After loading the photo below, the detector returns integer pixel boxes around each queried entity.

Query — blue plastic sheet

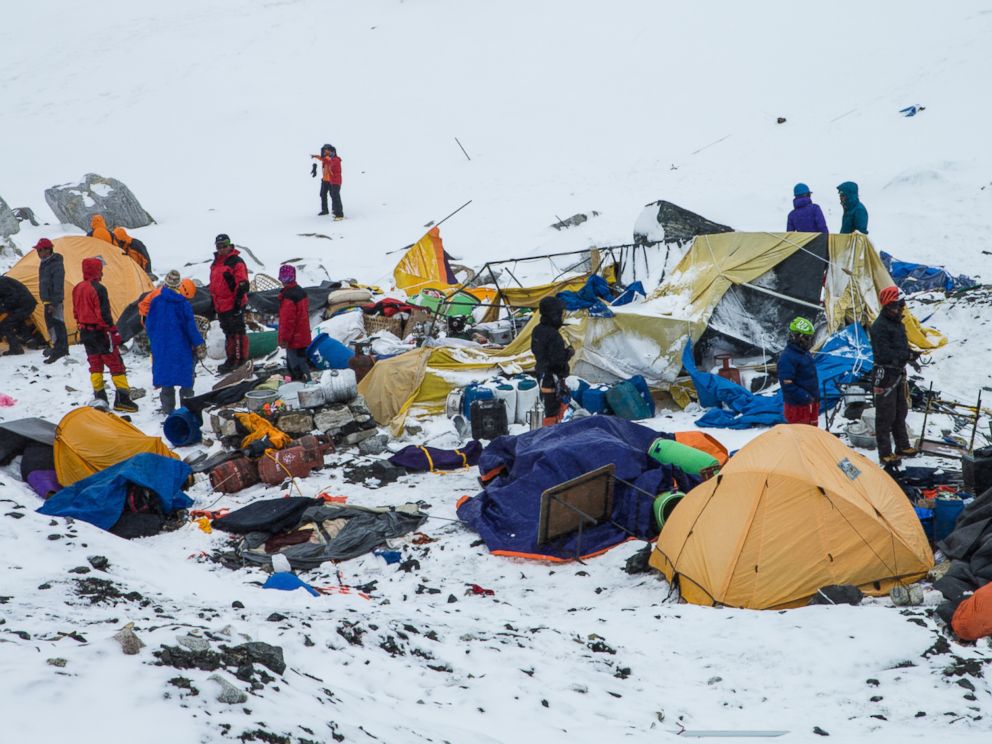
[557,275,614,317]
[880,251,976,294]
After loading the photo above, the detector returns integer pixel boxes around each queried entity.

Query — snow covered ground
[2,1,992,742]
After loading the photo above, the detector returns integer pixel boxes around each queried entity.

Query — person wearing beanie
[786,183,828,233]
[531,295,573,426]
[35,238,69,363]
[311,144,344,220]
[0,275,38,356]
[87,214,115,244]
[72,258,137,412]
[146,268,206,415]
[277,264,312,381]
[869,286,917,463]
[208,233,250,374]
[138,270,182,321]
[112,226,152,273]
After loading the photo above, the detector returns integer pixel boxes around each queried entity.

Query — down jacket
[146,287,204,388]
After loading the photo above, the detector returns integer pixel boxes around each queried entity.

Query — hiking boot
[2,346,24,356]
[896,447,918,457]
[93,389,109,404]
[217,360,236,375]
[333,215,344,221]
[113,388,139,413]
[42,347,54,358]
[879,453,901,464]
[318,210,329,216]
[44,348,68,364]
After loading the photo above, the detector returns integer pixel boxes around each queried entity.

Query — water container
[583,386,611,415]
[307,332,355,370]
[569,378,591,408]
[648,438,719,477]
[514,378,539,424]
[462,384,496,419]
[446,388,464,419]
[913,506,934,541]
[247,330,279,359]
[606,381,653,420]
[653,491,685,529]
[493,383,517,424]
[163,407,202,447]
[319,368,358,403]
[934,496,965,542]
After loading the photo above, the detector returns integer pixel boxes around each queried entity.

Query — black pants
[0,307,33,351]
[320,182,343,218]
[218,309,248,365]
[875,374,910,457]
[540,372,564,420]
[286,347,311,381]
[44,303,68,353]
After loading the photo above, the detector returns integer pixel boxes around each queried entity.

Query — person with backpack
[35,238,69,363]
[837,181,869,234]
[276,264,312,381]
[778,316,820,425]
[112,227,152,273]
[870,286,918,463]
[87,214,115,244]
[208,233,250,374]
[146,270,206,414]
[72,257,138,411]
[311,144,343,220]
[0,275,38,356]
[786,183,828,233]
[531,296,573,426]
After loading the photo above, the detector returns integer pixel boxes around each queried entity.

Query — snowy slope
[2,1,992,743]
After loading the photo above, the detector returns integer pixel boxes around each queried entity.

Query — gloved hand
[109,328,123,348]
[195,344,207,360]
[311,162,318,178]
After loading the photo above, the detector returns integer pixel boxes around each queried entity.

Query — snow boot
[113,388,139,413]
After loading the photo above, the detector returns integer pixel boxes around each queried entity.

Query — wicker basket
[363,314,405,337]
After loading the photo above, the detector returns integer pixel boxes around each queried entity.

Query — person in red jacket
[277,264,312,381]
[208,233,250,374]
[71,257,138,412]
[311,144,343,220]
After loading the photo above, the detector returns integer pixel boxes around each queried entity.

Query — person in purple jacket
[787,183,828,233]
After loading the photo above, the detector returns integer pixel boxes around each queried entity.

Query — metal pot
[298,385,326,409]
[245,389,278,412]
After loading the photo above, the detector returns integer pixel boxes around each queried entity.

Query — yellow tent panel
[393,227,458,295]
[650,425,933,609]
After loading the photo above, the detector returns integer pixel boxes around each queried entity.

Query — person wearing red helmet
[869,285,917,463]
[34,238,69,363]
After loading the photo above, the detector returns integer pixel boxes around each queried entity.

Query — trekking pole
[968,390,983,452]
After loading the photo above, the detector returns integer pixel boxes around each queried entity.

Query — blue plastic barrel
[913,506,934,541]
[583,386,610,414]
[163,407,202,447]
[934,497,964,542]
[571,378,590,408]
[307,332,354,370]
[462,384,496,418]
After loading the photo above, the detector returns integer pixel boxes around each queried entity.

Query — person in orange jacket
[87,215,115,244]
[112,227,152,272]
[311,144,344,220]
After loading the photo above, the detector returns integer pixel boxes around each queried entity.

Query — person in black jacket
[869,286,918,463]
[0,275,38,356]
[35,238,69,363]
[531,296,573,425]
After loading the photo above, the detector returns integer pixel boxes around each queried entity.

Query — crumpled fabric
[235,411,291,450]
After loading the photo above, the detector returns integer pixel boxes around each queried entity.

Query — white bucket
[320,368,358,403]
[445,388,464,419]
[279,381,306,410]
[493,383,517,424]
[514,378,540,425]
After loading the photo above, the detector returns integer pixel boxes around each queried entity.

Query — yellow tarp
[650,425,933,609]
[480,275,590,322]
[54,407,177,487]
[393,227,458,294]
[5,236,154,344]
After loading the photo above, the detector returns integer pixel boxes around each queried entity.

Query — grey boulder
[45,173,154,230]
[0,195,18,237]
[633,200,732,246]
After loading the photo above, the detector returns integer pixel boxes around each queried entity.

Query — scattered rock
[232,600,245,609]
[68,566,90,575]
[229,642,286,676]
[337,621,365,647]
[168,676,199,696]
[587,640,615,655]
[955,678,976,692]
[113,623,145,655]
[813,726,830,736]
[357,433,389,456]
[707,676,723,685]
[46,658,67,668]
[44,173,154,230]
[177,634,211,653]
[208,673,248,704]
[622,545,652,574]
[266,613,287,623]
[75,578,145,605]
[550,211,599,231]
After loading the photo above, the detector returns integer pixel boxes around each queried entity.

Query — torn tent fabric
[809,323,874,406]
[215,499,428,570]
[38,453,192,531]
[456,416,699,561]
[393,227,458,294]
[388,440,482,472]
[556,275,614,317]
[880,251,977,295]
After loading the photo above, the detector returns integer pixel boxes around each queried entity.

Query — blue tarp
[38,453,192,530]
[457,416,699,560]
[684,324,874,429]
[557,275,614,317]
[880,251,977,294]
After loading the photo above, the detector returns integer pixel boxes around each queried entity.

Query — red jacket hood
[82,257,103,281]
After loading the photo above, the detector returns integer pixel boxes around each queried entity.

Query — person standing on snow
[276,264,312,382]
[786,183,828,233]
[112,227,152,273]
[0,275,38,356]
[778,317,820,425]
[869,286,918,463]
[72,257,138,411]
[311,144,343,220]
[146,270,206,415]
[209,234,250,374]
[87,214,116,244]
[837,181,869,234]
[35,238,69,363]
[531,296,573,426]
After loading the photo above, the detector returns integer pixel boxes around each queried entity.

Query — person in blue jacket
[778,316,819,425]
[787,183,828,233]
[145,270,206,415]
[837,181,869,234]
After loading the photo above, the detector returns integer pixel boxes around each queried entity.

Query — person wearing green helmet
[778,316,819,425]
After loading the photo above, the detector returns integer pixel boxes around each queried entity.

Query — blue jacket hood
[837,181,860,205]
[792,195,812,209]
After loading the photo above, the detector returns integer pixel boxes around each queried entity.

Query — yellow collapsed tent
[650,425,933,609]
[5,236,153,344]
[393,227,458,294]
[54,407,176,486]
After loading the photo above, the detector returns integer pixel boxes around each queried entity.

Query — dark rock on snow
[44,173,154,231]
[633,199,733,246]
